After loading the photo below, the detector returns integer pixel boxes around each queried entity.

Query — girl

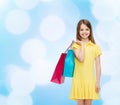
[70,19,102,105]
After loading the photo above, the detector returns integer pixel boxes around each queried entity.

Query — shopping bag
[50,40,74,84]
[50,53,66,84]
[63,49,75,77]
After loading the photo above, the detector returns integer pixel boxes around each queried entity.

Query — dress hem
[70,97,100,100]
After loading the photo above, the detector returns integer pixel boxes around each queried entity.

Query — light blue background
[0,0,120,105]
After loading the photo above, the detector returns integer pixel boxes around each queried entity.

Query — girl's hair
[76,19,96,44]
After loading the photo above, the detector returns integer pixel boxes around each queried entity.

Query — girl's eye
[86,28,89,31]
[80,29,83,31]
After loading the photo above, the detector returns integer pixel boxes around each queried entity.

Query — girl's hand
[76,40,84,45]
[95,82,100,93]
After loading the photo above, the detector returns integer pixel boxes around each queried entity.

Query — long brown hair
[76,19,96,44]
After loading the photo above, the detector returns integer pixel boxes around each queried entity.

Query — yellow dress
[70,41,102,100]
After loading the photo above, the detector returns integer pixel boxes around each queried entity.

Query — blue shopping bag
[63,49,74,77]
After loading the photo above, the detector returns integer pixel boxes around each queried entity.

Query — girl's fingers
[95,86,100,93]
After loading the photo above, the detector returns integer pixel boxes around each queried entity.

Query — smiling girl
[70,19,102,105]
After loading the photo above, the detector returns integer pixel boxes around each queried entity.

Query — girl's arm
[95,56,101,93]
[73,41,85,62]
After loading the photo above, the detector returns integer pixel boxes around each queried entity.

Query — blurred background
[0,0,120,105]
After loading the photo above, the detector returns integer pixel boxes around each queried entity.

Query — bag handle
[64,40,74,53]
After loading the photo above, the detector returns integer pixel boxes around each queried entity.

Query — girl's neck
[81,38,89,43]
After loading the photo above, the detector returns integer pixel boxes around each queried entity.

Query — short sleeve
[71,42,80,50]
[95,44,102,58]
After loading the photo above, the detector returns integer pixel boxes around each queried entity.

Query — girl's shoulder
[90,41,101,48]
[89,41,102,51]
[94,43,101,49]
[90,42,102,56]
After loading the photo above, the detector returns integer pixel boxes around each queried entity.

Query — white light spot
[5,9,31,35]
[7,65,36,94]
[0,0,6,7]
[101,51,119,76]
[101,80,120,103]
[20,38,46,64]
[7,92,32,105]
[40,15,66,41]
[15,0,39,10]
[95,22,110,42]
[30,59,53,85]
[95,21,120,43]
[0,95,7,105]
[91,1,119,21]
[40,0,55,2]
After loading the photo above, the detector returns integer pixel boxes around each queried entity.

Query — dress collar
[85,41,94,46]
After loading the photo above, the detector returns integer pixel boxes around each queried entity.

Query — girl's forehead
[80,23,88,28]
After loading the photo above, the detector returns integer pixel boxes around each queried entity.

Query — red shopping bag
[50,53,66,84]
[50,40,74,84]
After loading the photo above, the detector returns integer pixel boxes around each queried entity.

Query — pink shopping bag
[50,53,66,84]
[50,40,74,84]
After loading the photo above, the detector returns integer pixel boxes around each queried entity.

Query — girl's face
[79,23,90,40]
